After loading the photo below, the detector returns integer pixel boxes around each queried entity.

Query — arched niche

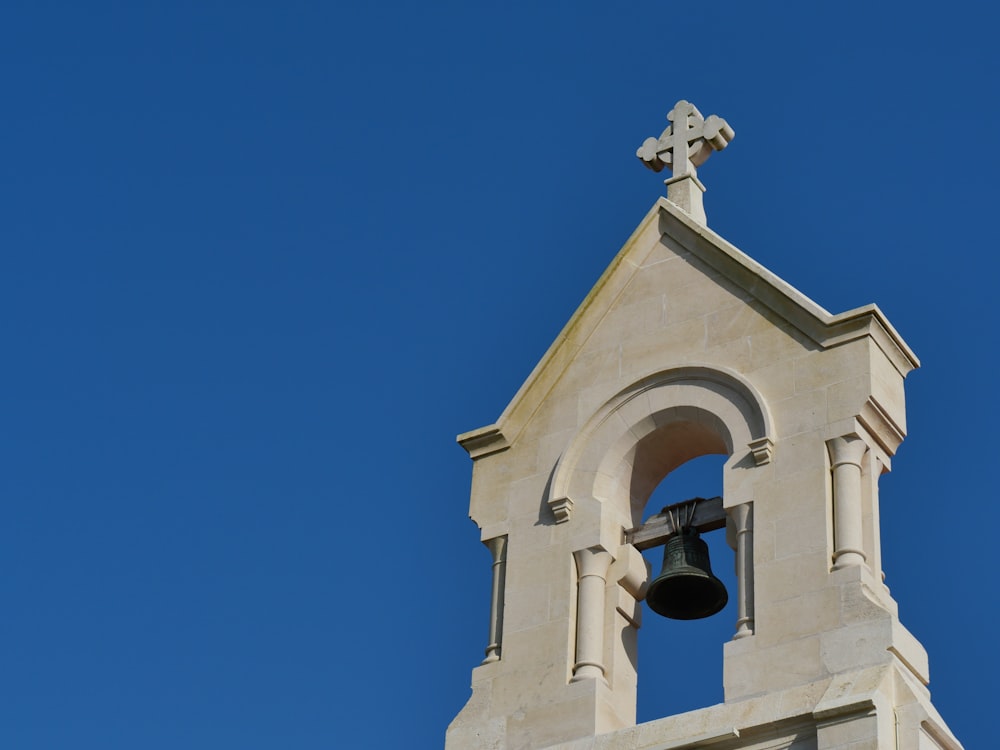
[548,365,773,533]
[555,366,773,709]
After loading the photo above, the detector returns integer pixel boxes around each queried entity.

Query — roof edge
[825,304,920,374]
[459,199,921,455]
[659,202,920,375]
[486,200,665,446]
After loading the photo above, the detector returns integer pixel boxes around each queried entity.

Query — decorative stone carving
[748,436,774,466]
[637,100,734,223]
[549,495,573,524]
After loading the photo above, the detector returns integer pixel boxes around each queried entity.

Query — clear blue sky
[1,2,995,748]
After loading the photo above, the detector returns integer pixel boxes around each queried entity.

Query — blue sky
[1,2,995,748]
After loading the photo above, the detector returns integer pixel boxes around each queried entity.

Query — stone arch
[558,366,773,697]
[548,365,773,532]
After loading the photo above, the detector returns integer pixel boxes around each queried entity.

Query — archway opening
[636,453,735,724]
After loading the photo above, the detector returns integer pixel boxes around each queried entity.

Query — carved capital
[828,435,868,468]
[573,546,614,581]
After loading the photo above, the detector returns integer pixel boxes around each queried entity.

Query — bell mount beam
[625,496,726,551]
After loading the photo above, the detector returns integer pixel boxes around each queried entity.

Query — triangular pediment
[459,198,917,458]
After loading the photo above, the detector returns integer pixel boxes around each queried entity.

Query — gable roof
[459,198,919,459]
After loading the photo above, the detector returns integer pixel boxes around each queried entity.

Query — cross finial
[637,100,734,224]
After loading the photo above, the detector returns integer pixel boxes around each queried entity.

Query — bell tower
[446,101,964,750]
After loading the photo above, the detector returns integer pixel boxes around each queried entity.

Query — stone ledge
[536,665,907,750]
[458,423,510,458]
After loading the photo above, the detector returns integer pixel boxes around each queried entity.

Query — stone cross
[637,100,734,224]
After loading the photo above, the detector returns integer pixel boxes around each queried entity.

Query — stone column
[571,546,613,682]
[482,535,508,664]
[828,436,869,569]
[732,503,754,639]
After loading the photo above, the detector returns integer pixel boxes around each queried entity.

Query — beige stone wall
[446,200,961,750]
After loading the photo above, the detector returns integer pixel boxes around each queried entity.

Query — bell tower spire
[446,102,963,750]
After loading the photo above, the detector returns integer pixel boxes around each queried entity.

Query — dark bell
[645,528,728,620]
